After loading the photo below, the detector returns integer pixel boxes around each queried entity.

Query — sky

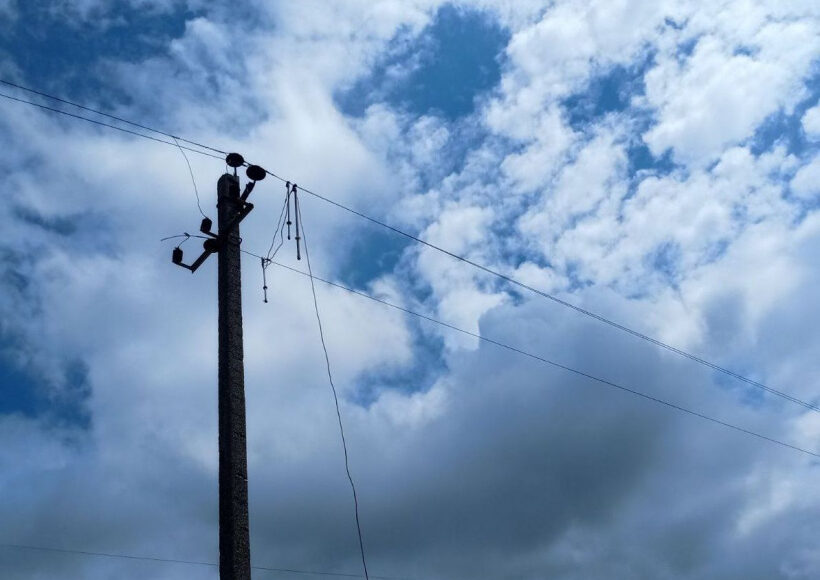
[0,1,819,579]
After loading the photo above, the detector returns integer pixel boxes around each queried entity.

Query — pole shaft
[217,173,251,579]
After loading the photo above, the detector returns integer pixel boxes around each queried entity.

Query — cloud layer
[1,1,819,579]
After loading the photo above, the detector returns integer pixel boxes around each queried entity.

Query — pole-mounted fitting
[171,152,266,273]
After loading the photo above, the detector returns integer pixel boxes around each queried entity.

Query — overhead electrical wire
[0,78,227,155]
[5,79,819,580]
[0,543,409,580]
[0,90,223,160]
[261,174,820,415]
[2,78,815,414]
[296,204,371,580]
[241,248,820,460]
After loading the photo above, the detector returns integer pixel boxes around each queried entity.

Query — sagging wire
[266,182,291,260]
[296,200,370,580]
[261,188,288,303]
[260,182,300,303]
[261,182,292,302]
[171,136,207,219]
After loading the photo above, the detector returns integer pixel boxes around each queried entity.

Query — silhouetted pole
[172,157,264,578]
[217,173,251,579]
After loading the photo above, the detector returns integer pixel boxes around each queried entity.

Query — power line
[259,170,819,415]
[0,78,227,155]
[296,204,371,580]
[0,543,409,579]
[19,77,813,571]
[2,79,813,415]
[0,90,224,160]
[242,249,820,460]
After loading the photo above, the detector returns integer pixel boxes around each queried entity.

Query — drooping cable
[261,183,302,301]
[237,248,820,461]
[295,205,371,580]
[260,184,293,302]
[171,136,207,219]
[266,183,292,260]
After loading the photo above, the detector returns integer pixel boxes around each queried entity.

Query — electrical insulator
[246,165,266,182]
[225,152,245,168]
[172,247,183,264]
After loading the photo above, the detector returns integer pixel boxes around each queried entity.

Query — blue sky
[1,2,820,579]
[337,4,508,120]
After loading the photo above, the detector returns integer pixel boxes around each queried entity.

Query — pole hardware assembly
[171,152,267,273]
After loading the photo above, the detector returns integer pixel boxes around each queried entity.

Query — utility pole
[216,171,251,579]
[172,154,266,579]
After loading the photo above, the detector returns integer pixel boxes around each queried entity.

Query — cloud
[791,156,820,200]
[804,103,820,140]
[643,20,820,166]
[2,2,820,579]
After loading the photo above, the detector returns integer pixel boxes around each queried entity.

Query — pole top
[218,172,240,199]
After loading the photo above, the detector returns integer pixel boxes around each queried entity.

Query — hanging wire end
[261,256,271,303]
[293,184,301,260]
[285,181,293,240]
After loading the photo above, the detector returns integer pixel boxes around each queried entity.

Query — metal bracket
[171,153,263,274]
[172,201,254,273]
[173,238,220,272]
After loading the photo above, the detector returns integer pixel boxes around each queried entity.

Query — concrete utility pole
[217,172,251,579]
[172,154,266,579]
